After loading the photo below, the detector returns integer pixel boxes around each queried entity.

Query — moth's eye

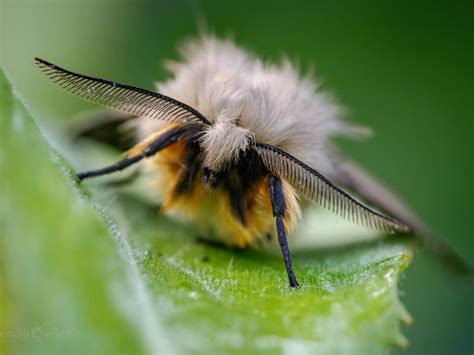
[202,168,219,189]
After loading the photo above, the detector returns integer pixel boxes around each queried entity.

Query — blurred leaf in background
[1,0,473,354]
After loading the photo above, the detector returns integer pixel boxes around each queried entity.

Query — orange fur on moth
[127,123,301,248]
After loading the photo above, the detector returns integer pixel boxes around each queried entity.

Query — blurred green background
[1,0,472,354]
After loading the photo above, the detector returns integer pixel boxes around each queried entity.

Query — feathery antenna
[34,57,211,126]
[256,143,410,234]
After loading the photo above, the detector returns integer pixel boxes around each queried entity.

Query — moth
[34,36,469,288]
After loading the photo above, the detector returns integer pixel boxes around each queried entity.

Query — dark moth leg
[76,125,186,181]
[225,172,247,225]
[268,175,300,288]
[172,142,201,195]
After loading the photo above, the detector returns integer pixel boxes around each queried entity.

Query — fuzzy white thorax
[134,35,368,177]
[200,114,255,171]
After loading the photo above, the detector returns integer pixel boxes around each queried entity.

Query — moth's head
[199,113,255,187]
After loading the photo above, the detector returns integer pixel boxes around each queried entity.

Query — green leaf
[0,68,415,355]
[0,71,160,354]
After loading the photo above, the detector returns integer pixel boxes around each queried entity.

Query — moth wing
[72,109,136,151]
[333,156,472,275]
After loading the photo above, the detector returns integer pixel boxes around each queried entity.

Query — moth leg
[172,142,201,195]
[76,126,184,182]
[268,175,300,288]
